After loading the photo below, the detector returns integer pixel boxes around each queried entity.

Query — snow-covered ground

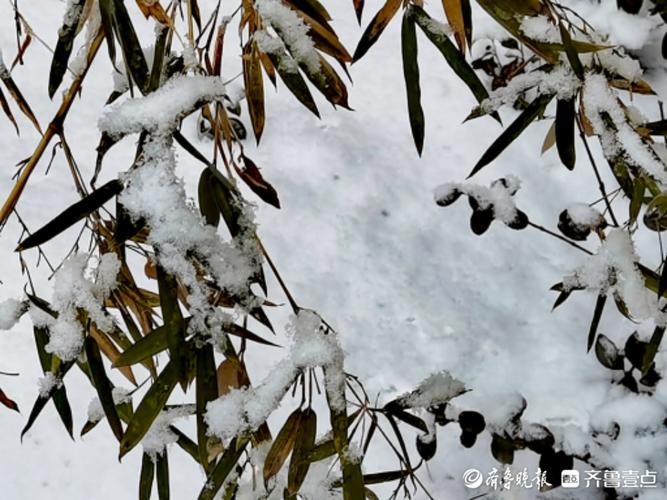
[1,1,667,499]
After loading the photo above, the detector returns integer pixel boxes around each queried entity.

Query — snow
[520,15,560,44]
[0,298,26,330]
[37,371,62,398]
[1,1,667,498]
[434,175,523,225]
[563,229,660,324]
[87,387,132,424]
[397,370,466,409]
[565,203,605,229]
[206,310,347,441]
[44,253,120,361]
[142,405,193,459]
[255,0,320,74]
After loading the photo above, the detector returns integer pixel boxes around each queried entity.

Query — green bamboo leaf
[468,93,554,178]
[84,336,124,442]
[198,438,248,500]
[139,453,155,500]
[288,408,317,494]
[587,294,607,352]
[558,22,584,79]
[113,320,176,367]
[659,256,667,298]
[170,426,201,464]
[156,266,187,386]
[555,98,576,170]
[49,0,85,98]
[196,344,218,470]
[156,452,170,500]
[198,169,221,227]
[411,6,498,122]
[642,325,665,375]
[261,43,320,117]
[119,360,180,459]
[630,177,645,225]
[402,8,424,155]
[17,180,123,251]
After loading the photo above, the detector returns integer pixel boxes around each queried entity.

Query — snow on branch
[582,73,667,187]
[205,310,346,442]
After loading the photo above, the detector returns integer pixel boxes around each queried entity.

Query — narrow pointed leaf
[157,266,187,386]
[0,388,19,412]
[288,408,317,494]
[139,453,155,500]
[353,0,401,61]
[443,0,469,52]
[235,155,280,208]
[49,0,85,98]
[17,180,123,251]
[468,93,554,178]
[243,41,265,142]
[587,294,607,352]
[84,336,124,441]
[119,360,180,459]
[558,22,584,79]
[411,6,496,120]
[402,8,424,155]
[196,344,218,470]
[642,325,665,375]
[264,409,302,484]
[0,87,19,134]
[555,98,576,170]
[198,169,221,227]
[198,438,248,500]
[156,452,170,500]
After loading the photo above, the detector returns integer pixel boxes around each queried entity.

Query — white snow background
[0,0,666,499]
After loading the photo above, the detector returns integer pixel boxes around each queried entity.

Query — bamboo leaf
[84,336,124,441]
[587,294,607,352]
[243,41,265,142]
[0,70,42,134]
[443,0,470,52]
[17,180,123,251]
[156,265,187,386]
[198,169,221,227]
[156,452,170,500]
[288,408,317,494]
[642,325,665,375]
[558,21,584,79]
[352,0,402,62]
[411,6,496,120]
[402,8,424,156]
[49,0,85,98]
[629,176,645,225]
[119,360,180,459]
[196,344,218,471]
[0,87,19,135]
[235,155,281,208]
[113,320,177,367]
[198,438,248,500]
[594,334,624,370]
[468,93,554,178]
[541,120,556,154]
[264,409,302,484]
[555,98,576,170]
[266,41,320,118]
[139,453,155,500]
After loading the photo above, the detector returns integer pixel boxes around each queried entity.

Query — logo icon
[561,470,580,488]
[463,468,483,489]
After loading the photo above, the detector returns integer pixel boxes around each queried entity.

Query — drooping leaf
[443,0,471,52]
[156,265,188,386]
[139,453,155,500]
[629,176,645,225]
[642,326,664,374]
[196,344,218,470]
[587,294,607,352]
[49,0,85,98]
[261,43,319,117]
[17,180,123,251]
[558,22,584,79]
[468,93,554,178]
[288,408,317,494]
[85,336,124,441]
[0,69,42,134]
[624,331,647,371]
[156,451,170,500]
[235,156,281,208]
[352,0,401,62]
[0,86,19,134]
[0,388,19,412]
[401,8,424,155]
[264,409,302,484]
[113,319,182,368]
[555,98,576,170]
[411,6,496,121]
[243,40,265,142]
[119,359,180,459]
[198,438,248,500]
[198,169,221,227]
